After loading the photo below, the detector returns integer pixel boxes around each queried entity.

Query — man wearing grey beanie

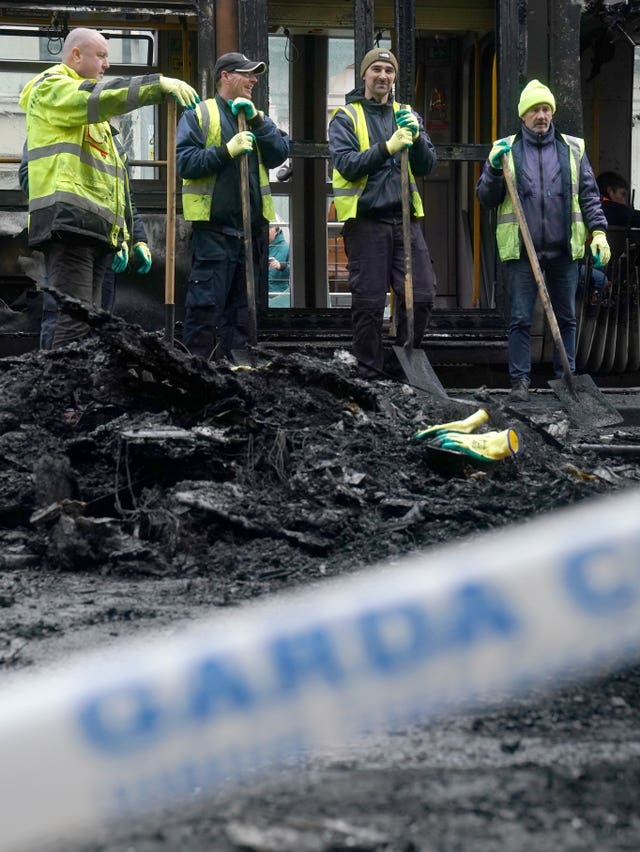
[328,48,437,379]
[476,79,610,402]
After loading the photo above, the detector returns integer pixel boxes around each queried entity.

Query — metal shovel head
[392,343,448,398]
[548,373,624,428]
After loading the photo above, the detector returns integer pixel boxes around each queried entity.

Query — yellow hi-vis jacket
[331,100,424,221]
[181,99,275,223]
[496,133,588,261]
[19,63,166,249]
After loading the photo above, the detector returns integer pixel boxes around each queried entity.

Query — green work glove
[591,230,611,269]
[132,241,152,274]
[159,76,200,109]
[432,428,520,462]
[229,97,258,121]
[488,139,511,170]
[385,127,413,155]
[395,108,419,140]
[226,131,256,158]
[111,241,128,273]
[413,408,490,441]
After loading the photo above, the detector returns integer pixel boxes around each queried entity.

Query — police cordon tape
[3,487,640,850]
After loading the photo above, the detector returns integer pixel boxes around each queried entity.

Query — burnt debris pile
[0,312,633,592]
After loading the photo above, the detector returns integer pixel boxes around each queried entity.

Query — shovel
[501,154,623,428]
[392,146,448,399]
[164,98,177,345]
[230,110,257,366]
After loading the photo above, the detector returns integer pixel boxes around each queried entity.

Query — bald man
[19,28,199,348]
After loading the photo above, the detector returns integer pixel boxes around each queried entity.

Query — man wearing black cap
[176,52,289,360]
[328,47,437,379]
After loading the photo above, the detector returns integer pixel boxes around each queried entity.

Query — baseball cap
[214,52,266,77]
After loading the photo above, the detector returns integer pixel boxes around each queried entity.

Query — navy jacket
[328,87,436,220]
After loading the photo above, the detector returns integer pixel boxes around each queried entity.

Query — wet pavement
[2,313,640,850]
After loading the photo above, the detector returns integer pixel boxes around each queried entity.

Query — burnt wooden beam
[289,141,488,161]
[238,0,269,110]
[196,0,215,99]
[497,0,528,137]
[549,0,583,136]
[354,0,375,88]
[394,0,415,106]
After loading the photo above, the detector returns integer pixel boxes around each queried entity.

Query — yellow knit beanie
[518,79,556,117]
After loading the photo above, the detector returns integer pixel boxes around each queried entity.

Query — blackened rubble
[0,308,635,589]
[4,311,640,852]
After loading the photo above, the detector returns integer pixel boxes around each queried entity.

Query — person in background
[19,26,198,349]
[476,79,610,402]
[596,171,640,228]
[176,52,289,360]
[267,223,290,308]
[328,47,438,380]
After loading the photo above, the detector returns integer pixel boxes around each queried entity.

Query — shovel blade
[548,373,624,428]
[392,344,448,398]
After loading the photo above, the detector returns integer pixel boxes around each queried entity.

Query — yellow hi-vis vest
[182,99,275,223]
[331,101,424,221]
[496,133,587,261]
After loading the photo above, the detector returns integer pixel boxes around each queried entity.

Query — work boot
[508,378,530,403]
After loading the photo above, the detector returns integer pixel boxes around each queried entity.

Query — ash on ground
[2,314,640,852]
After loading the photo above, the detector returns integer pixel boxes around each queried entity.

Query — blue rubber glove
[488,139,512,170]
[132,242,152,274]
[111,241,128,273]
[395,108,419,140]
[229,97,258,121]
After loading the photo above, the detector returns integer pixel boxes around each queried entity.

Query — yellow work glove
[432,428,520,462]
[395,108,419,140]
[229,97,259,121]
[111,241,128,273]
[226,131,256,158]
[488,139,511,170]
[385,127,413,156]
[413,408,490,441]
[159,76,200,110]
[132,242,152,274]
[590,230,611,269]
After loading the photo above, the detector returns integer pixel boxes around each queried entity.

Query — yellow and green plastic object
[413,408,490,441]
[431,428,520,462]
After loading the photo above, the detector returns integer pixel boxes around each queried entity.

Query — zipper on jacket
[537,137,546,255]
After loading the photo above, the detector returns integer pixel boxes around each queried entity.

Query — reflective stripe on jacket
[331,101,424,221]
[182,99,275,223]
[19,63,164,249]
[496,132,587,261]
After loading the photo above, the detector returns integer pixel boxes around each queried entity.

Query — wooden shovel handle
[164,97,177,343]
[501,154,574,381]
[400,144,414,348]
[237,111,258,347]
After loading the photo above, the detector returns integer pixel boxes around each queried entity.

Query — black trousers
[46,239,109,349]
[342,217,437,373]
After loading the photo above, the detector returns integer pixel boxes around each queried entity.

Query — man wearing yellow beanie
[328,48,437,379]
[476,79,610,402]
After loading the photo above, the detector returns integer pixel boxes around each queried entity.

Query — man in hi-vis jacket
[329,48,437,379]
[19,27,198,348]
